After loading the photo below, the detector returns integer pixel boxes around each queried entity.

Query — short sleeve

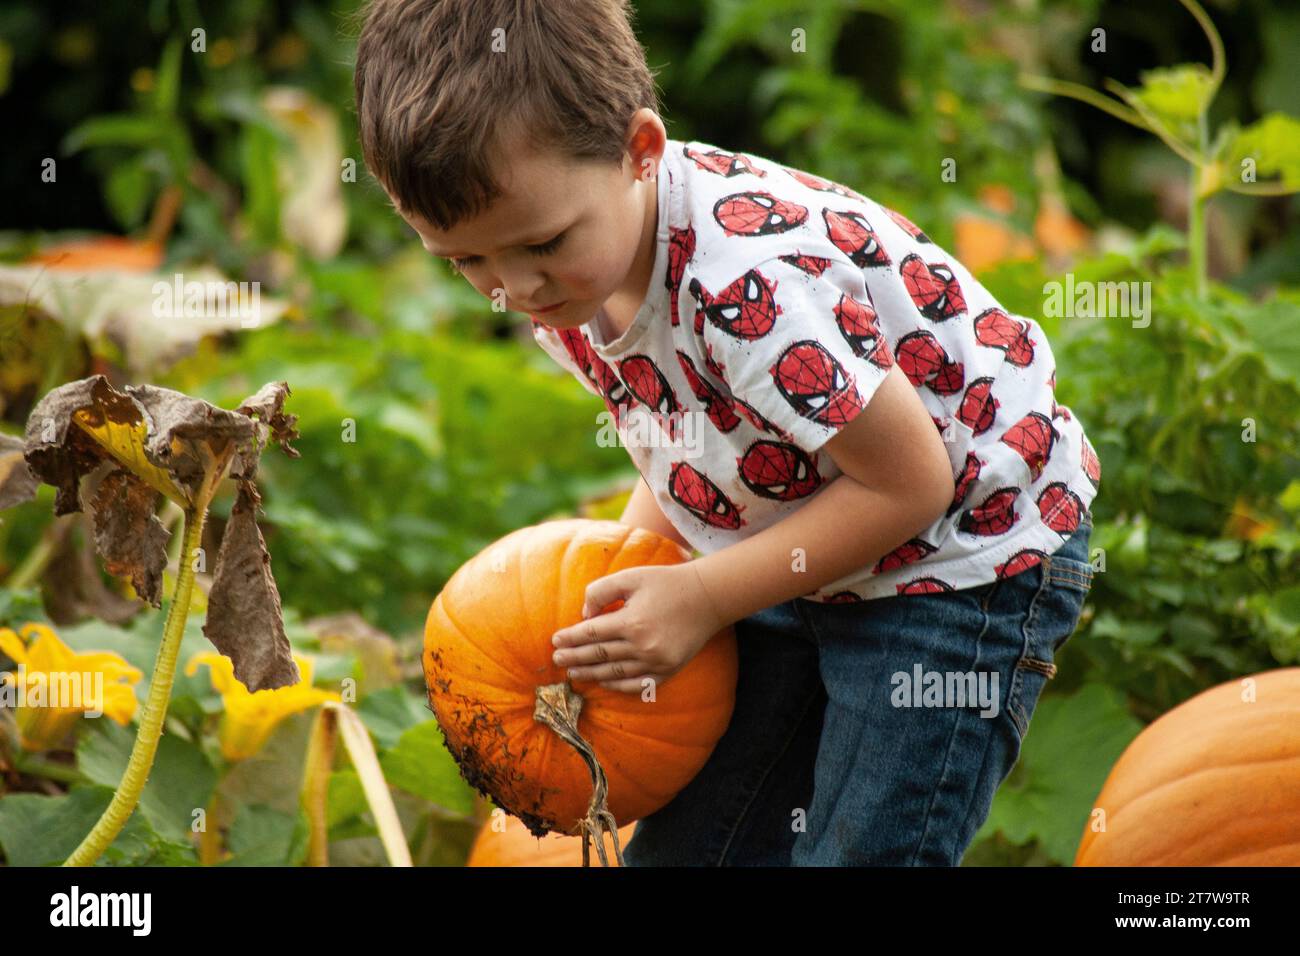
[695,254,894,453]
[530,319,604,399]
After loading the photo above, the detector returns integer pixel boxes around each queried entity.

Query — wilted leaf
[202,481,299,691]
[43,512,143,626]
[22,376,251,519]
[0,432,39,509]
[231,380,301,479]
[88,468,170,608]
[0,264,289,377]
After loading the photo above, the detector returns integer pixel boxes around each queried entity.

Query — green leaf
[379,719,476,815]
[1134,65,1215,120]
[327,769,371,827]
[105,158,154,230]
[221,804,309,866]
[355,686,432,751]
[1223,113,1300,188]
[62,113,174,153]
[0,785,197,866]
[975,684,1143,865]
[154,37,183,116]
[1230,296,1300,387]
[76,719,217,842]
[1131,65,1215,136]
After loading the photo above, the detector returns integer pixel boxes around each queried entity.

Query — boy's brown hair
[354,0,662,231]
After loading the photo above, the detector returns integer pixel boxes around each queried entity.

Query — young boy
[355,0,1100,865]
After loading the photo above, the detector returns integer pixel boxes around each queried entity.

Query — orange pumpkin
[28,236,163,272]
[424,519,737,859]
[467,815,638,867]
[1075,668,1300,866]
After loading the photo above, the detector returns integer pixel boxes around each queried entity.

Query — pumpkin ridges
[1084,761,1300,865]
[1075,668,1300,867]
[1085,698,1300,812]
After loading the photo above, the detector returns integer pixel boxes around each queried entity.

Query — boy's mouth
[528,301,567,315]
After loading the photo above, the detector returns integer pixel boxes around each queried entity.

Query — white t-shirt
[531,138,1100,602]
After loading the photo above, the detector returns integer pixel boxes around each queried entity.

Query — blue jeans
[623,510,1095,866]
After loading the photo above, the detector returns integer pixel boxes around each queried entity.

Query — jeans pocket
[1006,543,1094,740]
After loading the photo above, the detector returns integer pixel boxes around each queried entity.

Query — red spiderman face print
[833,291,894,369]
[689,270,780,340]
[947,451,983,517]
[677,351,741,433]
[669,461,746,529]
[771,340,864,427]
[823,209,891,268]
[618,354,683,440]
[900,253,966,321]
[896,578,955,594]
[1000,412,1057,482]
[996,549,1047,578]
[973,308,1036,367]
[684,145,767,178]
[959,487,1021,536]
[666,225,696,326]
[895,330,965,395]
[881,206,932,243]
[782,167,866,203]
[780,252,834,277]
[714,191,809,236]
[737,439,824,501]
[873,538,938,574]
[1037,482,1084,534]
[957,377,1000,435]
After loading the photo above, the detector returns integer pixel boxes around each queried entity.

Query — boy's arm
[619,475,694,551]
[689,365,956,627]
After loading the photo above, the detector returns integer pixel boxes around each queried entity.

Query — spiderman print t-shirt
[531,139,1100,602]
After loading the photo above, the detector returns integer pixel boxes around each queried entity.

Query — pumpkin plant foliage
[0,375,301,865]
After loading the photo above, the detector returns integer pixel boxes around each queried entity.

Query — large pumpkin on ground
[467,815,638,867]
[1075,667,1300,866]
[424,519,738,848]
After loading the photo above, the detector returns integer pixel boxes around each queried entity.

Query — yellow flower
[0,623,142,752]
[185,651,340,761]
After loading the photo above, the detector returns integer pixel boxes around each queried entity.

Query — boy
[355,0,1100,865]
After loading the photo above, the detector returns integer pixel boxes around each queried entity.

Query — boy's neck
[598,171,660,339]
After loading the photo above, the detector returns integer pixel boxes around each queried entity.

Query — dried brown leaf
[89,468,170,609]
[22,377,112,515]
[202,481,299,691]
[232,381,300,479]
[0,432,40,510]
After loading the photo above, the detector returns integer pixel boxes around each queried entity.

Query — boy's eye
[447,233,565,273]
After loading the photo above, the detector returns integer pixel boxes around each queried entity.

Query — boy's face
[391,111,665,329]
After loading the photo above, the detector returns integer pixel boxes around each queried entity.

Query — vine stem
[63,506,206,867]
[533,682,626,867]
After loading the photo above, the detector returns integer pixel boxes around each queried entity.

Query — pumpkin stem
[533,682,626,867]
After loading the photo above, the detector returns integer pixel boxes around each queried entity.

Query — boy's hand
[550,562,728,695]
